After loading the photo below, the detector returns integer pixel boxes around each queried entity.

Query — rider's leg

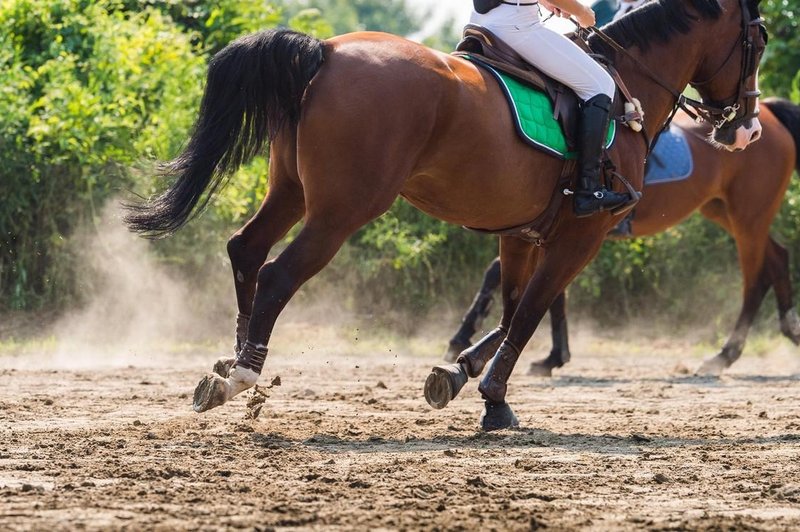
[485,21,630,215]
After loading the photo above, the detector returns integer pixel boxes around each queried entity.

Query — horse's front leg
[444,256,501,362]
[528,291,572,377]
[425,238,537,409]
[479,226,605,431]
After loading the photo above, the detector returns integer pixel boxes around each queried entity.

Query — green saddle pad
[473,59,616,159]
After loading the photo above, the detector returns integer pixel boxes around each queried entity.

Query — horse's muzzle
[714,118,762,151]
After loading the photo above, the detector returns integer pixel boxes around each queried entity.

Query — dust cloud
[44,204,228,369]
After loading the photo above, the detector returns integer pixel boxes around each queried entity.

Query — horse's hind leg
[194,169,397,412]
[766,237,800,344]
[213,141,305,376]
[444,256,501,362]
[696,201,772,375]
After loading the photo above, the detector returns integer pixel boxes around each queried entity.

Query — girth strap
[464,159,577,246]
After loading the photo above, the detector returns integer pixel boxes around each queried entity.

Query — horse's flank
[303,32,562,231]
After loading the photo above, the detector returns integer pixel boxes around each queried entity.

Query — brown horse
[445,97,800,378]
[125,0,766,430]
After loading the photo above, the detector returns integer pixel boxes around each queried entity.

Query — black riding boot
[573,94,631,217]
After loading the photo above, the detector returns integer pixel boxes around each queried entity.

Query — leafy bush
[0,0,204,309]
[759,0,800,98]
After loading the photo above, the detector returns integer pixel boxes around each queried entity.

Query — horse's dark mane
[590,0,724,54]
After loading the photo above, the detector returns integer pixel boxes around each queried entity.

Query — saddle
[454,25,641,246]
[454,24,583,149]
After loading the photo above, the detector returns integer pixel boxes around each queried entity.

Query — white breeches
[470,5,615,101]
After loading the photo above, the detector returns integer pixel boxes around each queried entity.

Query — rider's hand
[575,6,596,27]
[541,0,565,16]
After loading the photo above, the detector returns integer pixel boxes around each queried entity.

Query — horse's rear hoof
[527,361,553,377]
[695,355,729,377]
[193,373,230,413]
[479,400,519,432]
[212,357,235,378]
[443,339,469,363]
[424,363,468,409]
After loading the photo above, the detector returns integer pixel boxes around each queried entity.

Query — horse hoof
[424,363,468,409]
[479,400,519,432]
[695,355,729,377]
[212,357,235,377]
[527,361,553,377]
[192,373,231,413]
[780,310,800,345]
[443,340,470,363]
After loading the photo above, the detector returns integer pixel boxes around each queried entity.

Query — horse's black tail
[124,29,325,238]
[763,97,800,175]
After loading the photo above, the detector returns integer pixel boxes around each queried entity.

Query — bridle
[686,0,767,129]
[586,0,767,140]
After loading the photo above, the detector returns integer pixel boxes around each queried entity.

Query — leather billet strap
[464,159,576,246]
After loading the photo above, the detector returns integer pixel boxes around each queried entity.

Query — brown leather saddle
[453,25,640,245]
[454,24,588,150]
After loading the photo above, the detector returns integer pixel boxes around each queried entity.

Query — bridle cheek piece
[686,0,767,131]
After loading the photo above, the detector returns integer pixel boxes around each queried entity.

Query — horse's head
[689,0,767,151]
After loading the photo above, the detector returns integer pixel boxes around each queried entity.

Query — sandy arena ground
[2,323,800,530]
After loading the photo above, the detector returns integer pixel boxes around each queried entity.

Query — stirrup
[573,188,631,218]
[610,190,642,216]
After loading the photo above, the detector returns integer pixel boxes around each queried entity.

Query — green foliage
[282,0,425,36]
[116,0,283,53]
[759,0,800,97]
[793,69,800,102]
[422,17,462,52]
[339,200,497,313]
[0,0,204,309]
[4,0,800,338]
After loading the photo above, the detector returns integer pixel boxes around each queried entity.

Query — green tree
[759,0,800,97]
[115,0,283,53]
[0,0,204,309]
[423,16,462,52]
[282,0,426,36]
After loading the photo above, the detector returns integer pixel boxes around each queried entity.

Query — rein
[580,0,764,145]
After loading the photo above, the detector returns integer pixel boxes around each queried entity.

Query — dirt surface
[3,325,800,531]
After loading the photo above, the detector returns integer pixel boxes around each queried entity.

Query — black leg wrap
[457,326,507,378]
[235,313,250,355]
[478,340,520,403]
[235,341,268,374]
[479,400,519,432]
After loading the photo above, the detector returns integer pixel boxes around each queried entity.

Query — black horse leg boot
[573,94,630,217]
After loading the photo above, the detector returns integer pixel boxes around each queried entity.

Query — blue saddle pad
[644,125,693,184]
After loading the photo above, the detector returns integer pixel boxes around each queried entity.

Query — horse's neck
[617,33,703,140]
